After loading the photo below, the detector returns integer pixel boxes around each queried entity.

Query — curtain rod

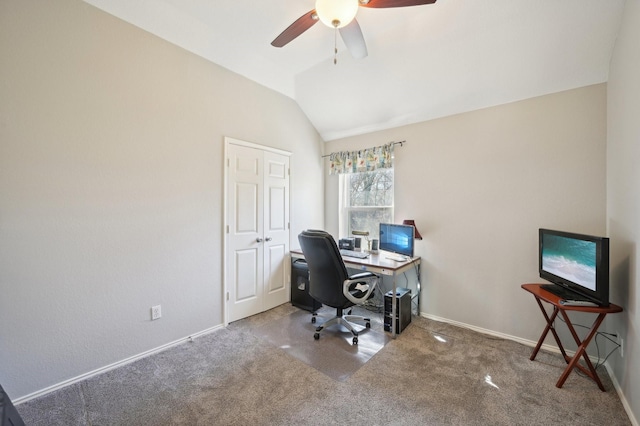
[321,140,406,158]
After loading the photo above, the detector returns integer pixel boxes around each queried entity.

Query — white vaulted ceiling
[83,0,625,141]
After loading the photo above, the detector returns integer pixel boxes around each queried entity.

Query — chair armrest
[349,271,377,280]
[343,272,378,305]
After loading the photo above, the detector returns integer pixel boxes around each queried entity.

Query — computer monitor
[379,223,415,258]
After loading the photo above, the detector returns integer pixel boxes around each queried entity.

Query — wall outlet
[617,332,624,358]
[620,337,624,358]
[151,305,162,320]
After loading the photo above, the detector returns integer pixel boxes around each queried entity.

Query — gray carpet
[253,308,390,381]
[16,303,632,425]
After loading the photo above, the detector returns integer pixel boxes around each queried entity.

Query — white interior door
[226,139,290,323]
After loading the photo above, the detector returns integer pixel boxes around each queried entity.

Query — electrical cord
[553,315,621,373]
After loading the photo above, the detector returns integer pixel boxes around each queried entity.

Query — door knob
[256,237,263,243]
[265,237,273,242]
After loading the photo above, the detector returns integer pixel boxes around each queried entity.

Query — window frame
[339,168,394,240]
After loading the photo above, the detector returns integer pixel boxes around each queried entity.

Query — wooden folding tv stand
[521,283,623,391]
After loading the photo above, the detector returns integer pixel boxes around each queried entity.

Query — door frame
[223,136,292,326]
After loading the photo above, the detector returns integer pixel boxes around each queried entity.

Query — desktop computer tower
[291,259,322,312]
[384,288,411,334]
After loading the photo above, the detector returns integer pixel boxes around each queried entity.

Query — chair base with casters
[312,307,372,345]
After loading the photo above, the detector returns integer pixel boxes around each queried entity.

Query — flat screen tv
[379,223,415,258]
[539,228,610,306]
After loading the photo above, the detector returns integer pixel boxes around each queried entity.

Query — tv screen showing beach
[542,234,597,291]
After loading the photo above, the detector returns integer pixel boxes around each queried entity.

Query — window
[340,168,393,240]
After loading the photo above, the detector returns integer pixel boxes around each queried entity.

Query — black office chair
[298,230,378,345]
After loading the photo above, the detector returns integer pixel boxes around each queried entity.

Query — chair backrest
[297,230,352,309]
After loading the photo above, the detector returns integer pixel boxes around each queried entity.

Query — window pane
[348,169,393,207]
[348,208,393,240]
[340,168,393,240]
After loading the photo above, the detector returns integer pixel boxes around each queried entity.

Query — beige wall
[325,84,607,342]
[0,0,324,399]
[607,0,640,422]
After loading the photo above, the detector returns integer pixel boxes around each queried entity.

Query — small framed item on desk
[338,238,355,250]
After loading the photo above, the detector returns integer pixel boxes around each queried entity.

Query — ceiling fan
[271,0,437,62]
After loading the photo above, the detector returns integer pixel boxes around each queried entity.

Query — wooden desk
[521,283,623,391]
[291,249,421,338]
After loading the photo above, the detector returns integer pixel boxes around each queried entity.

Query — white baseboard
[420,312,563,355]
[420,312,637,426]
[604,362,639,426]
[14,324,224,405]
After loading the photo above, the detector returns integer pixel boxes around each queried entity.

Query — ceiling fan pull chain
[334,27,338,65]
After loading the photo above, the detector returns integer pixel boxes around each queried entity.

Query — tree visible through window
[341,168,393,241]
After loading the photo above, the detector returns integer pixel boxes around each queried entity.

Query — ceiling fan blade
[271,10,319,47]
[360,0,437,8]
[339,19,368,59]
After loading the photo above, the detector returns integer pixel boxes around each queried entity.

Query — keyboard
[385,254,408,262]
[340,249,369,259]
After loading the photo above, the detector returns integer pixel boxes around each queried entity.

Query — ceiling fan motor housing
[315,0,359,28]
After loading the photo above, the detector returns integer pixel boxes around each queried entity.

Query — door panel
[266,244,287,294]
[269,186,286,230]
[235,183,259,233]
[267,159,286,179]
[235,249,258,301]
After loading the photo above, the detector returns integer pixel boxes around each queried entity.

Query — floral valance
[329,142,394,175]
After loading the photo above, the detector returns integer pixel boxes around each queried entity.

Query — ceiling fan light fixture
[315,0,359,28]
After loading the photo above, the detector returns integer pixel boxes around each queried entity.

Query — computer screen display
[379,223,414,258]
